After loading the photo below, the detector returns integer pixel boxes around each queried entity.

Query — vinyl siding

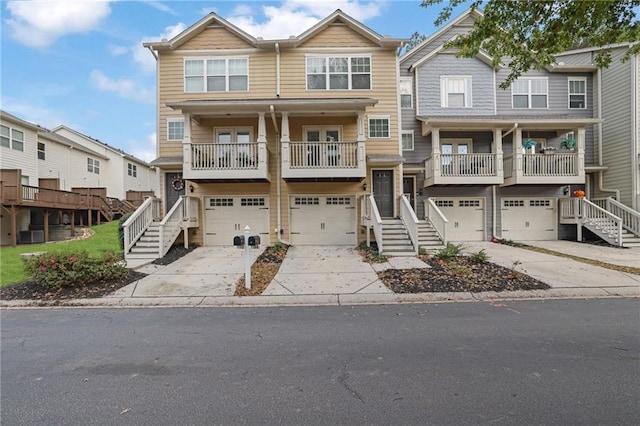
[178,27,254,50]
[416,53,495,115]
[600,48,633,206]
[400,23,474,67]
[298,25,380,48]
[0,119,39,186]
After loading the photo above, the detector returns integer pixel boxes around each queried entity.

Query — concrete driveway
[264,246,392,295]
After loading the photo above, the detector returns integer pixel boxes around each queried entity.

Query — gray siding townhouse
[398,8,640,247]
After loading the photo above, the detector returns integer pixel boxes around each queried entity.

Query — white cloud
[200,6,217,15]
[129,132,157,162]
[140,0,177,15]
[108,44,129,56]
[0,96,80,130]
[89,70,154,104]
[133,23,187,72]
[5,0,112,48]
[227,0,384,39]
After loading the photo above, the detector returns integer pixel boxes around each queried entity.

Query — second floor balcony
[503,152,584,185]
[282,140,366,180]
[182,142,270,181]
[424,153,503,185]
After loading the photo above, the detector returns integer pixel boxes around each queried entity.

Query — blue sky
[1,0,465,162]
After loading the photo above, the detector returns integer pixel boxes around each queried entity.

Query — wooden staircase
[126,221,161,260]
[417,221,445,251]
[380,218,415,256]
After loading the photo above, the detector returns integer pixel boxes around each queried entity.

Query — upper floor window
[1,125,24,151]
[368,116,390,138]
[167,118,184,141]
[21,175,29,186]
[87,158,100,174]
[512,78,548,109]
[306,56,371,90]
[568,77,587,109]
[400,78,413,108]
[441,76,472,108]
[401,131,414,151]
[128,163,137,177]
[184,57,248,93]
[37,142,45,160]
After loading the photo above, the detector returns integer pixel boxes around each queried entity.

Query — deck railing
[122,197,161,254]
[191,143,261,170]
[594,197,640,237]
[521,153,578,176]
[288,141,359,169]
[439,153,497,177]
[425,198,448,243]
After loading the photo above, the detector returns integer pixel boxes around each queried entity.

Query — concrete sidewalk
[1,242,638,308]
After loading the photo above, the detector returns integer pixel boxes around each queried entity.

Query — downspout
[596,67,621,200]
[275,43,281,97]
[503,122,518,137]
[631,51,638,210]
[492,185,498,239]
[270,105,291,245]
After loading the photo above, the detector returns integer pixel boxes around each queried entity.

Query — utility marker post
[244,225,251,289]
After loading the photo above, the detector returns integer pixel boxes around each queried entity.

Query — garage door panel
[290,195,356,245]
[501,198,557,241]
[205,197,269,246]
[435,198,485,241]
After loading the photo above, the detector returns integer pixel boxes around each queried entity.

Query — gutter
[270,105,291,246]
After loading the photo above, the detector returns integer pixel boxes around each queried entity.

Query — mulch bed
[235,244,289,296]
[379,256,550,293]
[1,244,199,302]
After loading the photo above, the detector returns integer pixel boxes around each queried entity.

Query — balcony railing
[282,141,366,179]
[424,153,502,186]
[503,152,584,185]
[183,142,270,181]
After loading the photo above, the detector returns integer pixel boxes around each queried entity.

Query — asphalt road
[2,299,639,425]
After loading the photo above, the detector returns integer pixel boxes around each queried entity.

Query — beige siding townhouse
[135,10,405,258]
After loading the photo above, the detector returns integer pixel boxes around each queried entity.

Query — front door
[402,176,415,209]
[373,170,394,217]
[165,172,185,213]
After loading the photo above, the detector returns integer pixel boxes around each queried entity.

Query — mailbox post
[243,225,251,289]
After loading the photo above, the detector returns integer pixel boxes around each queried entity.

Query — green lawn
[0,221,122,287]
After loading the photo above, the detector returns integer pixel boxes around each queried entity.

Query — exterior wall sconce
[189,184,194,193]
[362,183,367,191]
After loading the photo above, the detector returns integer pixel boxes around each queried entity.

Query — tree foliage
[404,31,428,54]
[420,0,640,87]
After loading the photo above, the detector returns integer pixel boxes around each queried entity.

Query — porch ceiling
[166,97,378,118]
[418,115,601,135]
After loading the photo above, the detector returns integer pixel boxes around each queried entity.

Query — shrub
[469,249,490,264]
[434,243,466,261]
[25,251,127,288]
[118,211,134,250]
[418,246,428,255]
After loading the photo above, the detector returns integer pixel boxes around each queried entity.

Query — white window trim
[87,158,100,174]
[37,142,45,160]
[183,56,249,93]
[441,138,473,154]
[305,54,372,91]
[400,78,413,109]
[401,131,414,151]
[302,125,344,142]
[128,163,137,177]
[568,76,587,109]
[511,77,549,109]
[367,115,391,139]
[167,117,185,141]
[440,76,472,108]
[214,127,254,143]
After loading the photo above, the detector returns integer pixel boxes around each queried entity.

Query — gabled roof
[407,36,500,71]
[38,129,109,159]
[0,110,40,131]
[143,12,257,51]
[52,125,152,166]
[400,7,484,63]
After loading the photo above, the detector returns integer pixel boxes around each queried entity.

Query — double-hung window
[87,158,100,174]
[128,163,137,177]
[512,78,548,108]
[184,57,248,92]
[400,78,413,108]
[0,125,10,148]
[1,125,24,151]
[38,142,45,160]
[167,118,184,141]
[441,76,472,108]
[568,77,587,109]
[368,116,390,138]
[306,55,371,90]
[401,131,414,151]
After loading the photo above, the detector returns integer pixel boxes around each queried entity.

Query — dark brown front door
[373,170,394,217]
[165,172,185,213]
[403,176,415,209]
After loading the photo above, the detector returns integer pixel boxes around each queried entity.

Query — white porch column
[182,113,192,171]
[576,127,586,179]
[514,128,523,177]
[432,128,441,181]
[281,112,290,172]
[257,112,267,143]
[280,112,290,142]
[357,112,366,142]
[494,128,503,177]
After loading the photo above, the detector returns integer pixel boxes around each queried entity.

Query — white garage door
[434,198,485,241]
[501,197,557,241]
[204,196,269,246]
[290,195,356,245]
